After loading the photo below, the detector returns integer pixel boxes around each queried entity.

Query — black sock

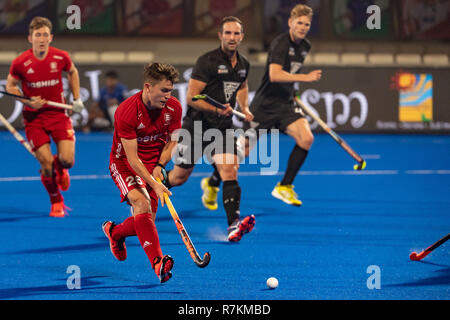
[280,145,309,186]
[222,180,241,226]
[208,164,222,187]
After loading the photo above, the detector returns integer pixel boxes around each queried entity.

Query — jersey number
[126,176,143,187]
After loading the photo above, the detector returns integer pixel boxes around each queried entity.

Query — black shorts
[244,104,305,133]
[174,117,238,169]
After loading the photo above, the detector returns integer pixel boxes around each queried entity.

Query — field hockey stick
[294,94,366,171]
[410,233,449,261]
[0,112,36,158]
[0,90,75,112]
[192,94,259,129]
[156,178,211,268]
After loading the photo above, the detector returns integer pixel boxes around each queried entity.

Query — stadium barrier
[0,64,449,134]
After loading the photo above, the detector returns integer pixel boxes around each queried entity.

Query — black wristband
[156,163,165,169]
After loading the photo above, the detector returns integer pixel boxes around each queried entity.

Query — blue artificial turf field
[0,131,448,300]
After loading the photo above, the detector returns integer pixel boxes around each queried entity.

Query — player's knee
[57,154,74,169]
[169,169,190,186]
[219,165,238,180]
[172,175,189,186]
[130,197,151,215]
[295,132,314,150]
[303,133,314,149]
[60,160,74,169]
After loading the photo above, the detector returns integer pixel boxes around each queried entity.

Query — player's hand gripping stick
[192,94,259,129]
[0,90,83,113]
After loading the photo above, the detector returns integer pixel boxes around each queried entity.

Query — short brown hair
[29,17,52,35]
[290,4,313,20]
[219,16,243,33]
[143,62,179,85]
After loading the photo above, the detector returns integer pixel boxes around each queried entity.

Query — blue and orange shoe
[54,155,70,192]
[102,221,127,261]
[153,255,174,283]
[227,214,256,242]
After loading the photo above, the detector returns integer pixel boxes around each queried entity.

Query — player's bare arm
[152,135,178,182]
[236,80,254,122]
[269,63,322,83]
[159,138,178,166]
[67,63,84,112]
[121,137,172,206]
[6,74,47,109]
[187,78,233,117]
[67,63,80,100]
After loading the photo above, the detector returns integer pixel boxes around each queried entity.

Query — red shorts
[23,111,75,152]
[109,159,158,213]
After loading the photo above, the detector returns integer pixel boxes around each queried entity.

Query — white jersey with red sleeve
[9,46,72,113]
[111,91,182,168]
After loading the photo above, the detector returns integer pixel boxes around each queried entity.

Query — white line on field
[361,154,381,159]
[1,169,449,182]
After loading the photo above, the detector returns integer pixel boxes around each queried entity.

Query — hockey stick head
[409,252,419,261]
[192,94,207,102]
[195,252,211,268]
[410,251,429,261]
[192,94,225,109]
[353,160,367,171]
